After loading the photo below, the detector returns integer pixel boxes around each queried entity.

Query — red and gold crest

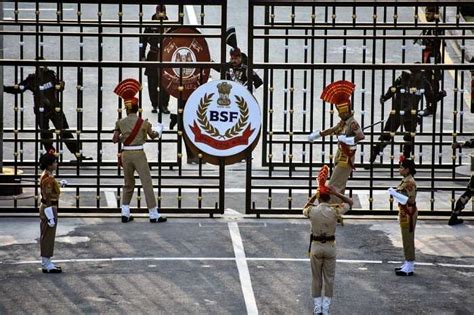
[161,27,211,100]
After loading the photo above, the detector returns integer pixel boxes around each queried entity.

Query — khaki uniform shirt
[303,202,350,237]
[40,170,60,206]
[397,174,417,204]
[114,113,154,145]
[329,115,363,167]
[397,174,417,227]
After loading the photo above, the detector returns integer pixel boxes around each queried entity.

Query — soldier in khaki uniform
[39,149,67,273]
[303,165,353,315]
[309,81,365,203]
[303,165,352,314]
[113,79,167,224]
[389,157,417,276]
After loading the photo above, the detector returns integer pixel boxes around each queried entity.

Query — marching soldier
[39,149,67,273]
[4,57,92,160]
[112,78,167,224]
[303,165,353,315]
[388,157,418,276]
[308,80,365,203]
[449,139,474,225]
[140,4,170,114]
[370,69,437,163]
[416,5,445,117]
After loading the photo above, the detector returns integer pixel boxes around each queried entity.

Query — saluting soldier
[308,80,365,203]
[140,4,170,114]
[113,78,167,224]
[449,139,474,225]
[38,149,67,273]
[303,165,353,315]
[4,57,92,160]
[389,157,418,276]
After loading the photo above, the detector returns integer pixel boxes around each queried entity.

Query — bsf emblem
[183,80,262,165]
[161,27,211,100]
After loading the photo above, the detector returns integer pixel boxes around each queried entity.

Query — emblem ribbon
[190,121,254,150]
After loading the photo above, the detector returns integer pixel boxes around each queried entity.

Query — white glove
[337,135,355,145]
[308,130,321,143]
[44,206,56,227]
[388,187,409,205]
[59,179,68,188]
[153,123,164,138]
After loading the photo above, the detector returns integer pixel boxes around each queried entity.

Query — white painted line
[248,258,308,262]
[228,222,258,315]
[337,259,383,264]
[437,263,474,268]
[414,262,435,266]
[3,257,474,270]
[185,5,198,25]
[387,260,403,264]
[104,191,116,208]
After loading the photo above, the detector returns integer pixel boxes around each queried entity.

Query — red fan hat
[114,78,141,108]
[320,80,355,114]
[317,165,330,197]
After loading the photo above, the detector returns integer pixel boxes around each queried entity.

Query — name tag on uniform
[39,82,53,91]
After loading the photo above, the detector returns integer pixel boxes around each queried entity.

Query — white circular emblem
[171,47,196,78]
[183,80,261,162]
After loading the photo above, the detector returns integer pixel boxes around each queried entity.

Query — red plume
[320,80,355,105]
[317,165,330,195]
[114,78,141,101]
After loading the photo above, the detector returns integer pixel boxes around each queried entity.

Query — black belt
[312,234,335,243]
[308,233,335,255]
[41,199,58,206]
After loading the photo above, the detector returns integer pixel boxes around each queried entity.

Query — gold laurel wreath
[196,93,249,139]
[197,93,220,137]
[224,95,249,139]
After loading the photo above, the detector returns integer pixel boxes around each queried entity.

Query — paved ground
[0,217,473,314]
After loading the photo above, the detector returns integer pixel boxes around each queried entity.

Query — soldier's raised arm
[4,74,35,94]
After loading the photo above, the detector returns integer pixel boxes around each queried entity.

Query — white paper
[388,187,409,205]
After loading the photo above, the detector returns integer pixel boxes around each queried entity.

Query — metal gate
[0,0,227,215]
[245,0,474,215]
[0,1,473,216]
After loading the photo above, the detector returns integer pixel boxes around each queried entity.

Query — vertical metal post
[0,1,3,173]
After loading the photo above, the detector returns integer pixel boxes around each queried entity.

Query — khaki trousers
[328,149,355,203]
[39,204,58,257]
[122,150,156,209]
[311,241,336,297]
[400,211,418,261]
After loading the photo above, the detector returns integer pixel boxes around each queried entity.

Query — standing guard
[416,5,445,117]
[308,80,365,203]
[38,149,67,273]
[140,5,170,114]
[113,78,167,224]
[4,57,92,160]
[303,165,353,315]
[224,26,262,90]
[370,69,436,163]
[449,139,474,225]
[388,156,418,276]
[225,47,263,90]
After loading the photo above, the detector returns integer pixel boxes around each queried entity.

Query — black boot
[170,114,178,130]
[448,214,463,226]
[370,145,380,163]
